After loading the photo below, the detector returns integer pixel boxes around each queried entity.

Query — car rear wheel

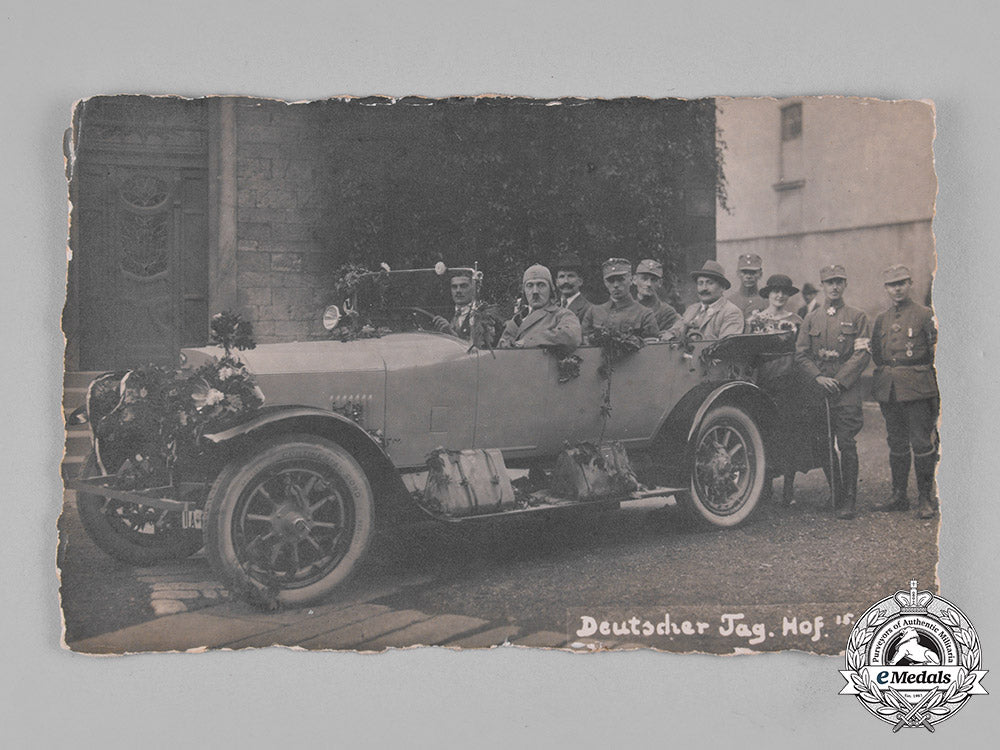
[680,405,766,528]
[76,452,204,565]
[204,435,374,608]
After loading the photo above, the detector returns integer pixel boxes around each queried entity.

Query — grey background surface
[2,1,996,745]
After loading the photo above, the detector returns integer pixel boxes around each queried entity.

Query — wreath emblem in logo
[840,580,988,731]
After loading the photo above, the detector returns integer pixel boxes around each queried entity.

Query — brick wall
[234,97,718,342]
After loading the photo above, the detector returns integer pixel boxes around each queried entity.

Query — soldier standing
[581,258,659,343]
[795,264,871,519]
[633,259,679,331]
[870,265,939,518]
[727,253,769,318]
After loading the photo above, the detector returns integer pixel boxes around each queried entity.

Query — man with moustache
[727,253,769,318]
[661,260,744,341]
[795,264,871,520]
[553,253,592,322]
[581,258,659,343]
[497,264,582,350]
[870,264,939,518]
[633,259,679,331]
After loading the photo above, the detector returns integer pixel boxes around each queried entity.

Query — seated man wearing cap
[662,260,745,342]
[727,253,769,318]
[634,259,679,331]
[553,253,592,322]
[497,264,582,350]
[581,258,660,343]
[870,264,939,519]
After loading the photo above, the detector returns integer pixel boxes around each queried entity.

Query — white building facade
[716,97,936,316]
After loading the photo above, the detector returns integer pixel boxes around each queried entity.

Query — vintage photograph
[58,95,938,654]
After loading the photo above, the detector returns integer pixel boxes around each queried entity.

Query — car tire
[75,452,204,565]
[204,434,374,608]
[680,405,766,528]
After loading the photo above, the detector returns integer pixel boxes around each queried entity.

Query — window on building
[781,103,802,142]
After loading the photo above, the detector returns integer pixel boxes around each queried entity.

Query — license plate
[181,509,203,530]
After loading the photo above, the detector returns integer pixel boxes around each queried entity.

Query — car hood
[180,332,471,374]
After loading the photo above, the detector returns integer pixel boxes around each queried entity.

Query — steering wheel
[399,306,447,332]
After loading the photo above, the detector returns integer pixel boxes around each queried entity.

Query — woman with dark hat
[748,274,807,506]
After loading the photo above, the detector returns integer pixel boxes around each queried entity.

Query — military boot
[914,452,939,519]
[874,451,910,511]
[782,472,796,507]
[822,464,842,513]
[836,450,859,519]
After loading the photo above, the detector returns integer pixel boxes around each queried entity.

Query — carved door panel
[76,165,208,369]
[71,96,210,371]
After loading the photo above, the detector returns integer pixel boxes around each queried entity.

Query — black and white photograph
[6,1,999,746]
[59,94,939,654]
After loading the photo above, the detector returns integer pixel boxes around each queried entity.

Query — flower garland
[92,312,264,488]
[588,327,645,434]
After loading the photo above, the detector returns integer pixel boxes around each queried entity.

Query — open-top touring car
[69,265,814,607]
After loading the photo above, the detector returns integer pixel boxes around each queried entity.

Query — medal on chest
[827,306,837,316]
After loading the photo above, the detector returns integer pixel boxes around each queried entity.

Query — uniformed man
[552,253,592,322]
[662,260,745,341]
[870,264,939,518]
[634,259,679,331]
[498,264,582,350]
[581,258,659,343]
[727,253,769,318]
[794,264,871,519]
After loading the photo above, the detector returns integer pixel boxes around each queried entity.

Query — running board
[415,486,684,523]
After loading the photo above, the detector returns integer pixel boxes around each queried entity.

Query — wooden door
[72,97,209,370]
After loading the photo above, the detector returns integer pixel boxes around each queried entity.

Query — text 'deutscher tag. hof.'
[567,604,867,654]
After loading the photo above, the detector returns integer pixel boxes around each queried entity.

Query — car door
[474,341,705,460]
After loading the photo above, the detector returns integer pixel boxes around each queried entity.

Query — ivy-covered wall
[234,97,719,342]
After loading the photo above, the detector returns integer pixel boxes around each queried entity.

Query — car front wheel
[204,435,374,608]
[681,405,766,528]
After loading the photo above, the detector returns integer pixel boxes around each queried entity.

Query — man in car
[553,253,592,322]
[432,269,502,346]
[870,264,939,518]
[662,260,745,341]
[727,253,769,318]
[581,258,659,343]
[497,264,582,350]
[795,264,871,520]
[634,258,679,331]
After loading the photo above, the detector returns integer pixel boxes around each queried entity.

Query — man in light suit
[498,264,582,350]
[662,260,745,341]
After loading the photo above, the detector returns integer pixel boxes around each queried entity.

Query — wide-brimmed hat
[689,260,731,289]
[759,274,800,298]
